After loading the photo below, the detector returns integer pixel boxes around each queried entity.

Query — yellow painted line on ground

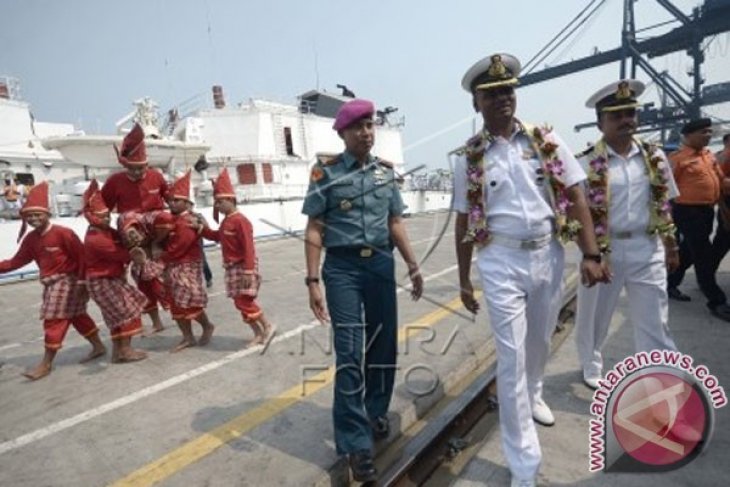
[111,293,476,487]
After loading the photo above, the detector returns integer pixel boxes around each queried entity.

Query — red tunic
[202,211,256,270]
[0,224,84,278]
[101,168,168,214]
[162,211,203,264]
[84,227,130,279]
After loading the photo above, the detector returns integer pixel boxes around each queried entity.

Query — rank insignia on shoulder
[310,166,325,183]
[316,152,341,166]
[575,145,595,159]
[467,133,482,147]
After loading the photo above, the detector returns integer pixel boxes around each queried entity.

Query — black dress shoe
[710,303,730,322]
[668,287,691,302]
[348,450,377,482]
[371,416,390,440]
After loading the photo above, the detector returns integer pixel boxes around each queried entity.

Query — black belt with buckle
[327,245,390,258]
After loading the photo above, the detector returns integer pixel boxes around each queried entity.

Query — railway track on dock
[371,271,579,487]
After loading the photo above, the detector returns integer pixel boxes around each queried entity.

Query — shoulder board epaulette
[376,158,394,169]
[639,139,654,152]
[574,145,595,159]
[449,143,469,156]
[317,153,342,166]
[449,133,482,156]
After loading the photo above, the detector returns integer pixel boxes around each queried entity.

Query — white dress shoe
[583,371,601,390]
[532,398,555,426]
[511,477,536,487]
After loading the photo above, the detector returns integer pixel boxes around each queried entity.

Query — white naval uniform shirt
[453,123,586,239]
[577,141,679,235]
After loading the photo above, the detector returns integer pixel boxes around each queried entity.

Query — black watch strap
[582,253,602,263]
[305,276,320,286]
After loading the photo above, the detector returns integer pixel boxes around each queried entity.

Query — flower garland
[463,131,493,245]
[460,123,581,246]
[585,139,676,254]
[528,124,583,243]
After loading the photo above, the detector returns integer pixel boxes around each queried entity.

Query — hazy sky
[2,0,728,170]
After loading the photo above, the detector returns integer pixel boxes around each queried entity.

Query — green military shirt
[301,151,405,248]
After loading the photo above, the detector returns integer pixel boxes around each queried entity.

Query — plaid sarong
[88,276,147,330]
[224,261,260,298]
[40,274,89,320]
[131,259,166,282]
[165,261,208,310]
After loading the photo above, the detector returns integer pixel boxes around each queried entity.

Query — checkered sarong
[88,276,147,330]
[165,261,208,310]
[224,261,260,298]
[131,259,165,282]
[40,274,89,320]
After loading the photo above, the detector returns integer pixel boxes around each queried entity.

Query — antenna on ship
[313,41,321,90]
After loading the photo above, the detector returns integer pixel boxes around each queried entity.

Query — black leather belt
[327,246,390,258]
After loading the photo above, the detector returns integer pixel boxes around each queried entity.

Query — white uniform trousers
[476,238,564,480]
[576,235,677,378]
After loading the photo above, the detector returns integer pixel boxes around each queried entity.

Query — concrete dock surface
[450,253,730,487]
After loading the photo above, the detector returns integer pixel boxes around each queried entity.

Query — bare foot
[22,363,52,381]
[263,323,277,342]
[80,346,107,364]
[113,349,148,363]
[170,338,196,353]
[198,324,215,346]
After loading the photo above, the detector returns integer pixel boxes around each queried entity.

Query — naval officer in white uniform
[575,80,679,390]
[453,53,606,487]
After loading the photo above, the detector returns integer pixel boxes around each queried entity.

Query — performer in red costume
[0,182,106,380]
[82,180,148,363]
[101,123,169,334]
[160,170,215,352]
[201,168,274,347]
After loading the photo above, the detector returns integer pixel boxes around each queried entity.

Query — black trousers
[667,204,727,308]
[711,199,730,272]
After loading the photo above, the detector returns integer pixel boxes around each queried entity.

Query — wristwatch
[582,253,602,264]
[305,276,320,286]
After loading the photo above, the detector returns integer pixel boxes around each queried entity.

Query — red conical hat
[213,168,236,223]
[213,168,236,199]
[18,181,50,242]
[169,170,193,203]
[114,123,147,167]
[82,179,109,226]
[20,181,50,215]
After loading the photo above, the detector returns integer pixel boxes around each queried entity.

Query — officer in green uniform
[302,98,423,483]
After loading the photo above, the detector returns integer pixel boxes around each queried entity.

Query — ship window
[14,173,35,186]
[262,163,273,184]
[236,163,257,185]
[284,127,295,156]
